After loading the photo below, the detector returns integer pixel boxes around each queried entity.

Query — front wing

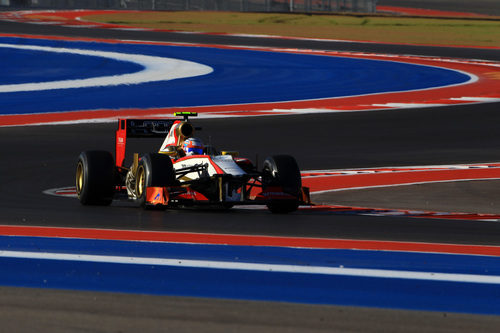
[144,185,311,208]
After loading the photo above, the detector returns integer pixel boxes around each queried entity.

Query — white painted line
[43,187,77,198]
[450,97,500,102]
[27,21,63,25]
[111,28,153,31]
[61,25,99,28]
[2,250,500,285]
[372,103,446,108]
[0,44,213,93]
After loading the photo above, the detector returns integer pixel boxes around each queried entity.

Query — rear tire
[135,153,176,209]
[262,155,302,214]
[76,151,115,206]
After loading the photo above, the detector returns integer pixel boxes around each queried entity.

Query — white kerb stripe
[1,250,500,285]
[0,43,213,93]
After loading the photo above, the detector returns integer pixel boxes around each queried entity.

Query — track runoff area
[1,11,500,315]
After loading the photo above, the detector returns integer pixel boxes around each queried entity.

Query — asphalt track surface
[1,16,500,332]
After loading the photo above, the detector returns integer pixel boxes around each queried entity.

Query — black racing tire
[135,153,176,209]
[262,155,302,214]
[76,151,115,206]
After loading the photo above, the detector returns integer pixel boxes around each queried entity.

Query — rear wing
[115,119,175,168]
[115,113,198,168]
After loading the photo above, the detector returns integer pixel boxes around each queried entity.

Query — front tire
[76,151,115,205]
[135,153,176,209]
[262,155,302,214]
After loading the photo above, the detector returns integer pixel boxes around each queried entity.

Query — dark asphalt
[313,180,500,215]
[2,286,500,333]
[314,180,500,214]
[3,110,500,244]
[1,13,500,332]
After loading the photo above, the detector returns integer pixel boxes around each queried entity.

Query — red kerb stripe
[0,225,499,256]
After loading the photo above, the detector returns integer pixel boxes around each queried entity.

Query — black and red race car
[76,112,310,213]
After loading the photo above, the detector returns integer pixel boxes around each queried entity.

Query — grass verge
[82,11,500,47]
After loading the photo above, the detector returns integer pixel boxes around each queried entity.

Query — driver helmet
[183,137,204,156]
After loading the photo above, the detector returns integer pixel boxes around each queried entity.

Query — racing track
[1,17,500,331]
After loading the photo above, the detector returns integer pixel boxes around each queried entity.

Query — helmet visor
[186,147,204,155]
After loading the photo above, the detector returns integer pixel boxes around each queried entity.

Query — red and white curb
[44,162,500,221]
[302,162,500,192]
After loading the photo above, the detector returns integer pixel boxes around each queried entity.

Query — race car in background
[76,112,311,213]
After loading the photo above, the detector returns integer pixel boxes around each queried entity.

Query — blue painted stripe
[1,235,500,314]
[0,37,471,115]
[1,46,142,84]
[1,235,500,276]
[1,257,500,315]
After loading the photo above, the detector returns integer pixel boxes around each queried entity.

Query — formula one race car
[76,112,311,213]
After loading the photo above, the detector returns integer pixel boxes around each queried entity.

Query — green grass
[82,11,500,47]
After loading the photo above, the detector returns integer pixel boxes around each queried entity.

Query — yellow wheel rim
[136,166,145,198]
[75,162,83,195]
